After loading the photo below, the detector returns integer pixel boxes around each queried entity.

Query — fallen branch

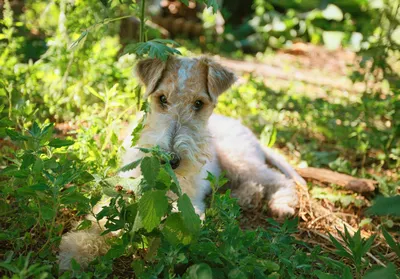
[217,58,365,93]
[296,167,377,193]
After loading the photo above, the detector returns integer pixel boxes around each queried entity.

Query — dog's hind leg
[209,115,305,217]
[58,222,111,271]
[209,115,299,218]
[221,159,298,218]
[58,199,113,271]
[263,147,306,187]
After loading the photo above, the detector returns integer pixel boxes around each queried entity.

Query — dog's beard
[138,114,212,177]
[172,127,211,176]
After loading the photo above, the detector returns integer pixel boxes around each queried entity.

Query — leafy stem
[139,0,146,43]
[69,15,135,50]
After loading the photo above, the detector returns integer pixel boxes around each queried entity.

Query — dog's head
[135,56,236,176]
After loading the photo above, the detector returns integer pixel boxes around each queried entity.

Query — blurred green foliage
[211,0,400,54]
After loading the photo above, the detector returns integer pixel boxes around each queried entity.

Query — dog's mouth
[159,151,210,177]
[160,152,181,170]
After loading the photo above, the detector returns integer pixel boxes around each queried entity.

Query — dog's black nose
[169,153,181,169]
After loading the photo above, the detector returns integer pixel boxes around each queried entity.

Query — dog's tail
[263,147,307,186]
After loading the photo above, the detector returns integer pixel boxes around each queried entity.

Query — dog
[58,56,306,270]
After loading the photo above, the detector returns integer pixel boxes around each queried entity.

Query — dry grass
[240,180,399,269]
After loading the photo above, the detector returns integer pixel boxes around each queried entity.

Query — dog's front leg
[176,177,208,219]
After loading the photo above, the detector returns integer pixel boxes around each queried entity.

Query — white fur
[178,59,195,90]
[120,113,299,218]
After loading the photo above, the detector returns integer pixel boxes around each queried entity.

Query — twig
[309,213,333,226]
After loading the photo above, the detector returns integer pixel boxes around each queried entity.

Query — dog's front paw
[268,186,298,219]
[269,202,296,219]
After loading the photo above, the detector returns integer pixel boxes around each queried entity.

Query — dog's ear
[135,58,168,97]
[201,57,237,101]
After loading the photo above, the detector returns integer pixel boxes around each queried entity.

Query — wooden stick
[296,167,377,193]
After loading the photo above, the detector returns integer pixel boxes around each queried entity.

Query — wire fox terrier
[58,56,306,270]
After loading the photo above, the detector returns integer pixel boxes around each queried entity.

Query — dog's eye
[193,100,203,111]
[159,95,168,106]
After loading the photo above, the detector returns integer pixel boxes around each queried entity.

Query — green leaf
[131,211,144,232]
[86,86,105,102]
[366,196,400,216]
[138,190,168,232]
[30,183,50,191]
[0,117,13,128]
[141,156,160,187]
[0,262,19,273]
[198,0,219,13]
[44,158,59,169]
[48,139,75,148]
[17,186,35,196]
[40,205,56,220]
[0,233,10,241]
[119,158,142,173]
[156,167,171,185]
[1,167,29,178]
[32,158,44,174]
[163,213,195,245]
[228,269,247,279]
[122,203,138,224]
[61,192,90,205]
[183,263,213,279]
[207,0,219,13]
[55,170,81,186]
[130,115,145,147]
[102,187,120,198]
[70,258,81,272]
[6,128,28,141]
[40,123,54,142]
[257,260,280,272]
[177,194,201,234]
[79,171,95,183]
[145,237,161,261]
[76,220,92,231]
[382,227,400,257]
[125,39,181,61]
[314,271,336,279]
[269,127,277,147]
[131,260,145,276]
[104,244,125,260]
[360,234,376,257]
[342,266,353,279]
[363,263,396,279]
[90,194,103,207]
[69,30,88,51]
[328,233,352,259]
[111,131,119,145]
[20,153,36,169]
[164,163,181,195]
[29,122,41,137]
